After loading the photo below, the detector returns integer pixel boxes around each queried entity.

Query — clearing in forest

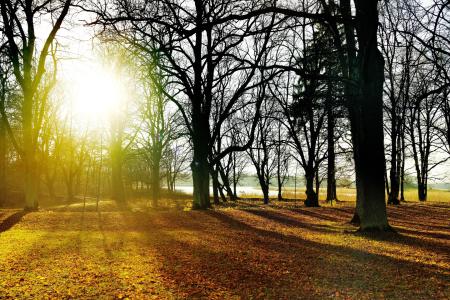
[0,200,448,299]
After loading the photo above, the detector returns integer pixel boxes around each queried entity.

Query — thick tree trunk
[350,0,390,230]
[337,0,360,224]
[23,91,38,210]
[0,121,6,206]
[191,0,211,210]
[418,182,427,202]
[191,115,211,209]
[258,177,269,205]
[191,156,210,209]
[304,169,319,207]
[388,170,400,204]
[262,187,269,205]
[254,164,270,205]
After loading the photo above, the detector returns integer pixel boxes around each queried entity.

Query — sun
[65,60,126,128]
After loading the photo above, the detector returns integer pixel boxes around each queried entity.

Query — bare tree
[91,0,285,209]
[60,121,89,202]
[163,139,190,193]
[247,96,278,205]
[0,45,13,206]
[0,0,72,209]
[136,50,174,206]
[379,0,415,205]
[39,92,64,201]
[275,123,290,201]
[407,68,448,201]
[315,0,391,229]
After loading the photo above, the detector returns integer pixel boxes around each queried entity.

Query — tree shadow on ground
[208,210,450,271]
[288,207,347,222]
[0,210,29,233]
[244,208,338,234]
[352,228,450,257]
[245,206,450,259]
[141,209,449,299]
[396,227,450,240]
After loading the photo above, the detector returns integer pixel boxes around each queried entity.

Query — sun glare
[66,60,126,127]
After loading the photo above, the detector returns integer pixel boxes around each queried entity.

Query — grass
[273,187,450,203]
[0,199,448,299]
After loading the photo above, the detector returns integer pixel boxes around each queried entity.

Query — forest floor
[0,199,448,299]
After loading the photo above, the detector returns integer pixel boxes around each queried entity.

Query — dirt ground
[0,199,448,299]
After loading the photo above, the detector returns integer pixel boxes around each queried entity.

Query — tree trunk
[217,163,234,200]
[384,163,390,197]
[191,115,211,209]
[191,1,211,210]
[46,178,56,201]
[258,177,269,205]
[304,169,319,207]
[23,90,39,211]
[66,177,74,202]
[218,183,227,202]
[232,152,238,200]
[277,178,283,201]
[388,169,400,205]
[151,147,161,207]
[0,120,6,206]
[326,95,337,203]
[111,147,125,205]
[388,118,400,205]
[400,131,406,202]
[276,125,283,201]
[211,165,220,205]
[350,0,390,231]
[418,182,427,202]
[191,156,210,209]
[151,161,160,207]
[315,167,320,200]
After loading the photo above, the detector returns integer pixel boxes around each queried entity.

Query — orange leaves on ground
[0,200,448,299]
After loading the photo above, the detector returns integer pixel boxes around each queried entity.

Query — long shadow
[204,210,450,275]
[289,208,346,222]
[0,211,29,233]
[390,218,449,231]
[395,227,450,241]
[353,228,450,257]
[138,227,284,298]
[388,204,450,222]
[13,208,439,299]
[387,207,449,231]
[267,207,450,257]
[244,209,336,234]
